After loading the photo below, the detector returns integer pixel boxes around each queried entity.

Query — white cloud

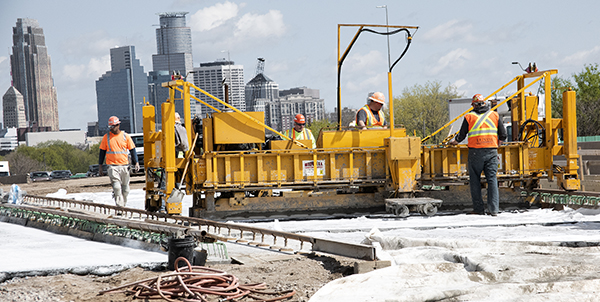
[234,10,285,39]
[561,46,600,65]
[60,55,110,83]
[429,48,471,75]
[345,50,384,74]
[0,56,6,65]
[452,78,469,96]
[189,1,239,32]
[61,31,121,58]
[421,20,475,43]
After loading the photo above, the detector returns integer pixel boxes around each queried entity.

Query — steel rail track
[3,195,376,260]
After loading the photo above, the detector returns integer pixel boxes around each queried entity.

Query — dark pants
[468,148,499,214]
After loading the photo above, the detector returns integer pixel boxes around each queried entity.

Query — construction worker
[98,116,140,213]
[449,94,507,216]
[356,91,387,130]
[283,114,316,148]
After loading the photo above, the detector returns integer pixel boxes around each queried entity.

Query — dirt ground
[0,176,357,302]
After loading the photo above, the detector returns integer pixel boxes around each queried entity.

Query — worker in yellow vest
[283,114,316,148]
[449,94,507,216]
[356,91,387,130]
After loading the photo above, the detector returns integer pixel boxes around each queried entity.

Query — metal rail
[6,195,376,260]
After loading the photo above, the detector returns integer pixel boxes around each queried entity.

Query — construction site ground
[0,176,356,302]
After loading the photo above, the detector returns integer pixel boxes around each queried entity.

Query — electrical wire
[518,119,545,147]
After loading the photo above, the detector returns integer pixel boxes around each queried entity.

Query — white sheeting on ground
[258,209,600,302]
[4,188,600,301]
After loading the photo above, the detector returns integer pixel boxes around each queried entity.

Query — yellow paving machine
[142,24,580,219]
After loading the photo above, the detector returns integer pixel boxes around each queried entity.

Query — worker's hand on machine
[448,139,459,145]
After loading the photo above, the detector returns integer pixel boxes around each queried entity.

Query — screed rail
[7,195,376,260]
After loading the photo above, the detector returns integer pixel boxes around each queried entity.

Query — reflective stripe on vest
[466,111,499,148]
[106,132,129,155]
[356,105,385,128]
[286,128,311,140]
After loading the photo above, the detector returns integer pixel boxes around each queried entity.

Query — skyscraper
[96,46,148,134]
[2,86,27,129]
[10,18,59,130]
[193,60,245,114]
[152,12,193,75]
[148,12,194,126]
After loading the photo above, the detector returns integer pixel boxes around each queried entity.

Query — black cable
[518,119,545,147]
[337,26,414,128]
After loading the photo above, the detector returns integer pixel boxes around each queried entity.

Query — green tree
[393,81,462,144]
[307,119,336,140]
[551,64,600,136]
[9,141,100,174]
[550,76,573,119]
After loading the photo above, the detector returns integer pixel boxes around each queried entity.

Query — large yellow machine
[142,24,580,219]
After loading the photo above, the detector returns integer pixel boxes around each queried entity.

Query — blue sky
[1,0,599,131]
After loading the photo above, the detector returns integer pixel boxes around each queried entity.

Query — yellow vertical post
[142,101,156,193]
[388,72,394,136]
[183,82,193,151]
[162,88,177,213]
[562,88,580,190]
[543,75,554,178]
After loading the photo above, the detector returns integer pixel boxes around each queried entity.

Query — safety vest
[284,128,316,148]
[465,110,499,148]
[356,105,385,128]
[100,131,135,165]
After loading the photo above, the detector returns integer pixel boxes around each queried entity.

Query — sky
[4,187,600,301]
[1,0,599,131]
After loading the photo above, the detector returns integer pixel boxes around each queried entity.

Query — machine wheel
[420,203,438,216]
[393,205,410,218]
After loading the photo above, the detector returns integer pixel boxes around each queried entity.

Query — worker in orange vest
[283,114,316,148]
[449,94,507,216]
[98,116,140,212]
[356,91,387,130]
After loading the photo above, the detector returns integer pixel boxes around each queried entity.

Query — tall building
[96,46,148,134]
[10,18,59,130]
[3,86,27,129]
[245,73,279,112]
[193,60,245,114]
[266,87,325,131]
[152,12,193,75]
[148,12,194,126]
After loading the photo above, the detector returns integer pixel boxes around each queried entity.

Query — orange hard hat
[472,94,485,104]
[108,116,121,126]
[294,114,306,124]
[369,92,385,104]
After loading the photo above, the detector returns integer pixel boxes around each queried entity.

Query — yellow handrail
[421,70,555,143]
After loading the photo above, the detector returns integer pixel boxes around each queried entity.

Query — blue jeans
[468,148,499,214]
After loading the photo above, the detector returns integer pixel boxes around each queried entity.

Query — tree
[307,119,336,139]
[551,64,600,136]
[5,152,45,175]
[8,141,100,175]
[393,81,463,144]
[550,76,573,119]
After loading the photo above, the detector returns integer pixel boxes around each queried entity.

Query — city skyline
[1,0,599,131]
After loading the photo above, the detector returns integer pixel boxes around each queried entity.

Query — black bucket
[167,236,195,271]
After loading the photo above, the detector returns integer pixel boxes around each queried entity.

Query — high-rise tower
[2,86,27,129]
[194,60,245,114]
[96,46,148,134]
[10,18,59,130]
[148,12,194,126]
